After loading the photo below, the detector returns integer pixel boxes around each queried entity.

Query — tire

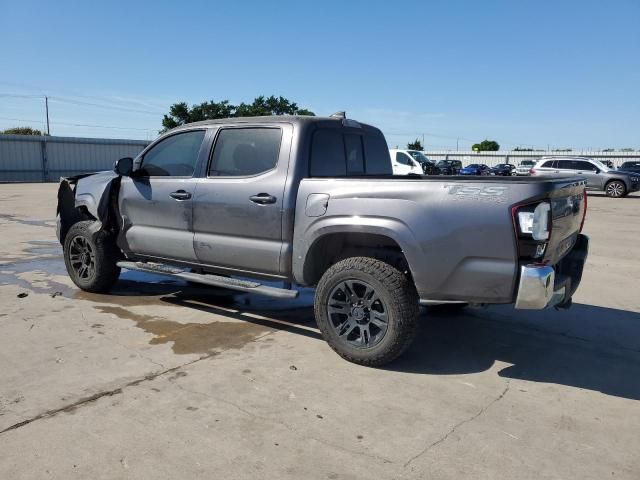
[314,257,419,367]
[605,180,626,198]
[63,221,121,293]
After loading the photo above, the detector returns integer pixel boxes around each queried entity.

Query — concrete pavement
[0,183,639,479]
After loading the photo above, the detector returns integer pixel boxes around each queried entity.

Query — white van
[389,149,424,175]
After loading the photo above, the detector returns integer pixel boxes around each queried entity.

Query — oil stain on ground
[94,305,273,355]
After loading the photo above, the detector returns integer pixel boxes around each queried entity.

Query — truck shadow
[389,303,640,400]
[98,273,640,401]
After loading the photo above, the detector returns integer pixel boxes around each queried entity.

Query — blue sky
[1,0,638,150]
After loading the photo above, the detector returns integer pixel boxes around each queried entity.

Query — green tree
[407,139,423,150]
[161,95,314,133]
[472,139,500,151]
[1,126,43,135]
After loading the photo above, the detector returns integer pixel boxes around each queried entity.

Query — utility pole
[422,133,425,149]
[45,96,50,135]
[456,138,459,151]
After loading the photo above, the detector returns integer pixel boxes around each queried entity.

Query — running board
[116,261,299,299]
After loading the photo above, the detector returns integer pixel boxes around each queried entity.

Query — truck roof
[175,115,378,130]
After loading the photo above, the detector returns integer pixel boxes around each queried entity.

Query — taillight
[580,188,588,232]
[529,168,536,175]
[512,201,552,261]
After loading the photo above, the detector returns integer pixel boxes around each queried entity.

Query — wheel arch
[295,223,420,287]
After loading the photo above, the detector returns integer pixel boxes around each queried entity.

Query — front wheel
[314,257,419,367]
[605,180,626,198]
[63,221,121,293]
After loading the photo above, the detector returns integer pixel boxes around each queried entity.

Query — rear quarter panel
[293,177,585,303]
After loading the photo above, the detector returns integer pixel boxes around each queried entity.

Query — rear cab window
[310,126,392,177]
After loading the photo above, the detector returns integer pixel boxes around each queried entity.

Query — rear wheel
[605,180,626,198]
[63,221,121,293]
[314,257,419,367]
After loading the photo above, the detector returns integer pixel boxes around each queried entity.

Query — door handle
[169,190,192,200]
[249,193,277,205]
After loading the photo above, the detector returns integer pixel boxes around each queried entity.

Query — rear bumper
[515,234,589,309]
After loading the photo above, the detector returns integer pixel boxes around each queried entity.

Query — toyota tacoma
[56,114,589,366]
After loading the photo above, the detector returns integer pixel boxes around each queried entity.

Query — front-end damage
[56,171,122,245]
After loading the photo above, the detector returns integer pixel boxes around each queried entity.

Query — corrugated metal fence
[422,150,640,168]
[2,134,639,182]
[0,134,150,182]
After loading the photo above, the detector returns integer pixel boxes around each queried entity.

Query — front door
[556,159,604,189]
[119,129,206,262]
[192,125,292,276]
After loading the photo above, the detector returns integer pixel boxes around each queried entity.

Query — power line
[0,92,164,116]
[0,116,155,132]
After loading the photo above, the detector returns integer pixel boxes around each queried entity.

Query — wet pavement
[0,183,639,479]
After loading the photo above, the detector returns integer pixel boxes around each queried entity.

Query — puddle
[0,257,75,297]
[0,214,56,229]
[2,247,319,353]
[95,305,273,355]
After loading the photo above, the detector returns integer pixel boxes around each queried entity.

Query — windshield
[407,151,430,163]
[591,159,611,172]
[495,164,508,168]
[467,164,480,168]
[520,160,535,166]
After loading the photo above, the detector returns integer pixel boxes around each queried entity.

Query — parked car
[515,160,537,176]
[407,150,441,175]
[435,159,462,175]
[56,114,589,366]
[531,156,640,197]
[459,163,490,176]
[490,163,516,176]
[619,161,640,174]
[389,149,423,175]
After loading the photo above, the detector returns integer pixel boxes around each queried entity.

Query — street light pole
[45,96,50,135]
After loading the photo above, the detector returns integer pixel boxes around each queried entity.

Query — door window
[541,160,557,168]
[140,130,205,176]
[557,160,575,170]
[209,128,282,176]
[575,161,597,171]
[396,152,413,165]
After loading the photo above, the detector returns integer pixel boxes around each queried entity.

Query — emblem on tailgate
[445,185,509,203]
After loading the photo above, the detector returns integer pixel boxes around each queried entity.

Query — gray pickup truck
[56,114,589,366]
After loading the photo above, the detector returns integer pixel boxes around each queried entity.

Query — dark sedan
[435,159,462,175]
[459,164,490,176]
[619,161,640,174]
[490,163,516,176]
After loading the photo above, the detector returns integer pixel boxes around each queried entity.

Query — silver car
[531,156,640,198]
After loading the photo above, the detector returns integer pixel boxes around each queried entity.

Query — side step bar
[116,261,299,299]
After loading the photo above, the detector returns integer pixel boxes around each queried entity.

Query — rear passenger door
[192,125,292,276]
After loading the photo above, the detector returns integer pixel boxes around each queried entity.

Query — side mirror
[114,157,133,176]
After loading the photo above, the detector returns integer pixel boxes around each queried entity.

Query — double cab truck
[57,114,589,366]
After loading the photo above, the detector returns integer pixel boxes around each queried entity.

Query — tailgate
[545,179,587,266]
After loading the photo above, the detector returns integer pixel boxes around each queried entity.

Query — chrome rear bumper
[515,234,589,310]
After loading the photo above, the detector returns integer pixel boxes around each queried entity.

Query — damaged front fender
[56,171,121,244]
